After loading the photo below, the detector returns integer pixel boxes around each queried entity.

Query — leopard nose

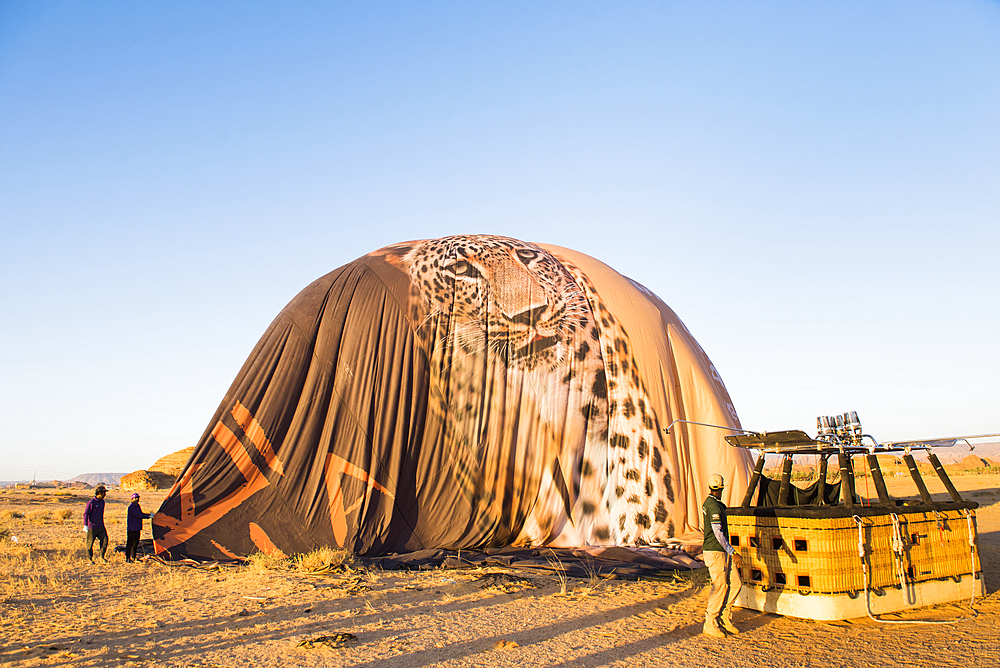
[493,258,548,317]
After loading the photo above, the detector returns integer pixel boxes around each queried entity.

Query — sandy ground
[1,473,999,668]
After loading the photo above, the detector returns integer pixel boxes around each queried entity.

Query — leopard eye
[515,249,539,264]
[446,260,480,278]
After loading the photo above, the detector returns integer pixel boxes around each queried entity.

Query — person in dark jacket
[83,486,109,563]
[125,493,149,563]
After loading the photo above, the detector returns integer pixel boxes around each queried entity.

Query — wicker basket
[727,509,980,595]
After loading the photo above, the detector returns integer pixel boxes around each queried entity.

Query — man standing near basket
[702,473,743,637]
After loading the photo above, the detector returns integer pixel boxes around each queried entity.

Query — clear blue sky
[2,1,998,479]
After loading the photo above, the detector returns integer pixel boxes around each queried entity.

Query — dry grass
[28,510,52,523]
[296,545,355,573]
[0,531,80,601]
[572,561,616,598]
[548,556,569,595]
[242,550,294,573]
[238,545,357,575]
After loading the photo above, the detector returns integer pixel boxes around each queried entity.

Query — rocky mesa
[119,446,194,491]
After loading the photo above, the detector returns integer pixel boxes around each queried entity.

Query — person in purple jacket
[125,493,148,563]
[83,486,109,563]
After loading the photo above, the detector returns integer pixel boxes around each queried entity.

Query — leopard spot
[654,501,668,523]
[574,340,590,362]
[581,501,597,515]
[592,370,608,400]
[651,448,662,472]
[615,486,625,498]
[668,520,675,538]
[645,477,653,497]
[622,397,636,419]
[627,494,640,504]
[581,459,595,477]
[614,337,628,355]
[636,438,648,459]
[663,470,674,503]
[618,514,627,530]
[634,512,651,529]
[610,433,629,450]
[595,526,611,541]
[624,469,640,481]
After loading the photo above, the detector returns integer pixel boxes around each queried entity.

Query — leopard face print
[376,235,675,547]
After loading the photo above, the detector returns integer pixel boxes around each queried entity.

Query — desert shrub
[56,508,73,520]
[297,546,355,573]
[243,550,293,573]
[0,510,24,520]
[29,510,52,523]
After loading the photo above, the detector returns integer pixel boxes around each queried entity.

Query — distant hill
[66,472,127,486]
[913,440,1000,464]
